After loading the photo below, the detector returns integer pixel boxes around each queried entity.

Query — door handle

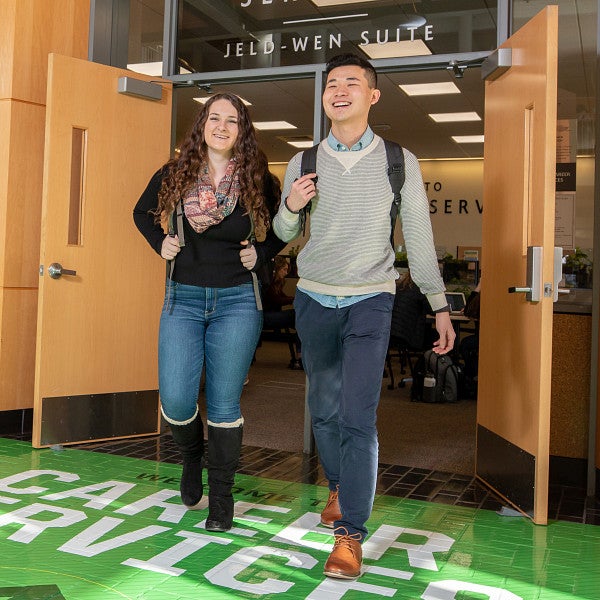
[507,246,542,302]
[47,263,77,279]
[553,246,568,302]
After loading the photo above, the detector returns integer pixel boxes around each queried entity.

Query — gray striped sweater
[273,136,446,311]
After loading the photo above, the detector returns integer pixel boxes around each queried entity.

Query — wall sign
[555,119,576,247]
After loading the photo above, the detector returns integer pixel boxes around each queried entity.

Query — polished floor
[69,432,600,526]
[1,436,599,599]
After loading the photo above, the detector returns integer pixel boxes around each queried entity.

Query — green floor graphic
[0,586,66,600]
[0,439,598,599]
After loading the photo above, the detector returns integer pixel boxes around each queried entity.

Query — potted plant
[441,253,462,283]
[394,249,408,268]
[563,246,592,288]
[563,247,591,288]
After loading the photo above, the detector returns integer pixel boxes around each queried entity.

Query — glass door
[174,77,316,176]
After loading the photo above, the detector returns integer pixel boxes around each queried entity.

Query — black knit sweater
[133,168,286,288]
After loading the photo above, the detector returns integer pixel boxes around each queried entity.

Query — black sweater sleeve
[254,229,287,272]
[253,177,286,271]
[133,168,166,256]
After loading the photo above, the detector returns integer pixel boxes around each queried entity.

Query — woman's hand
[432,312,456,354]
[161,235,180,260]
[239,240,257,270]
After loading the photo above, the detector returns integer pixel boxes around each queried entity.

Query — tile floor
[0,436,599,600]
[64,433,600,526]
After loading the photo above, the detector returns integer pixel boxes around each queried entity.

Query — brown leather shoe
[323,528,362,579]
[320,486,341,528]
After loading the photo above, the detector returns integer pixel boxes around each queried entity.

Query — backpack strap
[298,145,318,235]
[165,200,186,281]
[245,212,263,311]
[301,143,318,176]
[383,139,405,247]
[164,200,186,310]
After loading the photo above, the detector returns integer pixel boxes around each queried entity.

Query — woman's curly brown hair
[155,93,277,233]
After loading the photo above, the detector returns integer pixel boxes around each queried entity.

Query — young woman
[133,93,285,531]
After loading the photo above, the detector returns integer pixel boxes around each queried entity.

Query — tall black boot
[206,422,243,532]
[168,414,204,508]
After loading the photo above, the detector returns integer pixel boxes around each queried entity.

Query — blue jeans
[158,282,262,424]
[294,290,394,540]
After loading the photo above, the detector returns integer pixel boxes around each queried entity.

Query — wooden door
[476,6,558,524]
[32,54,171,447]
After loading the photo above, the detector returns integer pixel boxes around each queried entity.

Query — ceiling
[174,65,486,162]
[135,0,597,163]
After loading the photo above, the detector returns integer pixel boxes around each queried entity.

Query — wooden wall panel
[0,101,46,288]
[0,288,37,410]
[0,0,90,412]
[3,0,90,104]
[0,2,17,100]
[0,102,9,281]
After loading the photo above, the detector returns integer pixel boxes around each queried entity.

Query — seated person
[458,280,481,397]
[391,271,437,350]
[262,256,302,369]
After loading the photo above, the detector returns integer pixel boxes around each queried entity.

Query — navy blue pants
[294,290,394,540]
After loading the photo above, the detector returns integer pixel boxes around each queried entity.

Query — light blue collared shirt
[327,127,375,152]
[299,127,382,308]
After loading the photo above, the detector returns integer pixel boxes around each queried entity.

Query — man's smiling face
[322,64,380,127]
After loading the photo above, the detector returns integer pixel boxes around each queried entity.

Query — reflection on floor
[1,437,599,599]
[74,433,600,526]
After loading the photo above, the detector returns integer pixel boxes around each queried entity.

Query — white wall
[415,159,483,257]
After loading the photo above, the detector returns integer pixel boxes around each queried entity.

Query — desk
[427,313,473,340]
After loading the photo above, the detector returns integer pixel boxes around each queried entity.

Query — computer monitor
[445,292,466,314]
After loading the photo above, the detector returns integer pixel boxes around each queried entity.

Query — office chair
[385,279,430,390]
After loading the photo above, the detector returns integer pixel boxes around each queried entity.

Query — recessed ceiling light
[127,62,191,76]
[429,112,481,123]
[288,140,315,148]
[452,135,485,144]
[361,40,431,60]
[194,96,252,106]
[254,121,297,130]
[399,82,461,96]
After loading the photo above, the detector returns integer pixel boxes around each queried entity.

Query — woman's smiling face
[203,98,239,156]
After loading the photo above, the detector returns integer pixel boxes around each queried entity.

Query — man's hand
[161,235,180,260]
[285,173,317,212]
[240,240,257,270]
[432,312,456,354]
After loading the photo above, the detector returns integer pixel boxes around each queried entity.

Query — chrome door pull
[48,263,77,279]
[507,246,542,302]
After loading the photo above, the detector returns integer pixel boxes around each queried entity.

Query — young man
[273,53,455,579]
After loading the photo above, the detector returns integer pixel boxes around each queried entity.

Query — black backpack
[411,349,460,403]
[299,139,405,242]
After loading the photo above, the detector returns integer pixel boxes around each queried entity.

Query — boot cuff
[207,417,244,428]
[161,405,199,426]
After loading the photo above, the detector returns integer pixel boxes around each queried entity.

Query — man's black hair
[325,53,377,88]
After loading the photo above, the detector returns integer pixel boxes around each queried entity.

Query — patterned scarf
[183,158,240,233]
